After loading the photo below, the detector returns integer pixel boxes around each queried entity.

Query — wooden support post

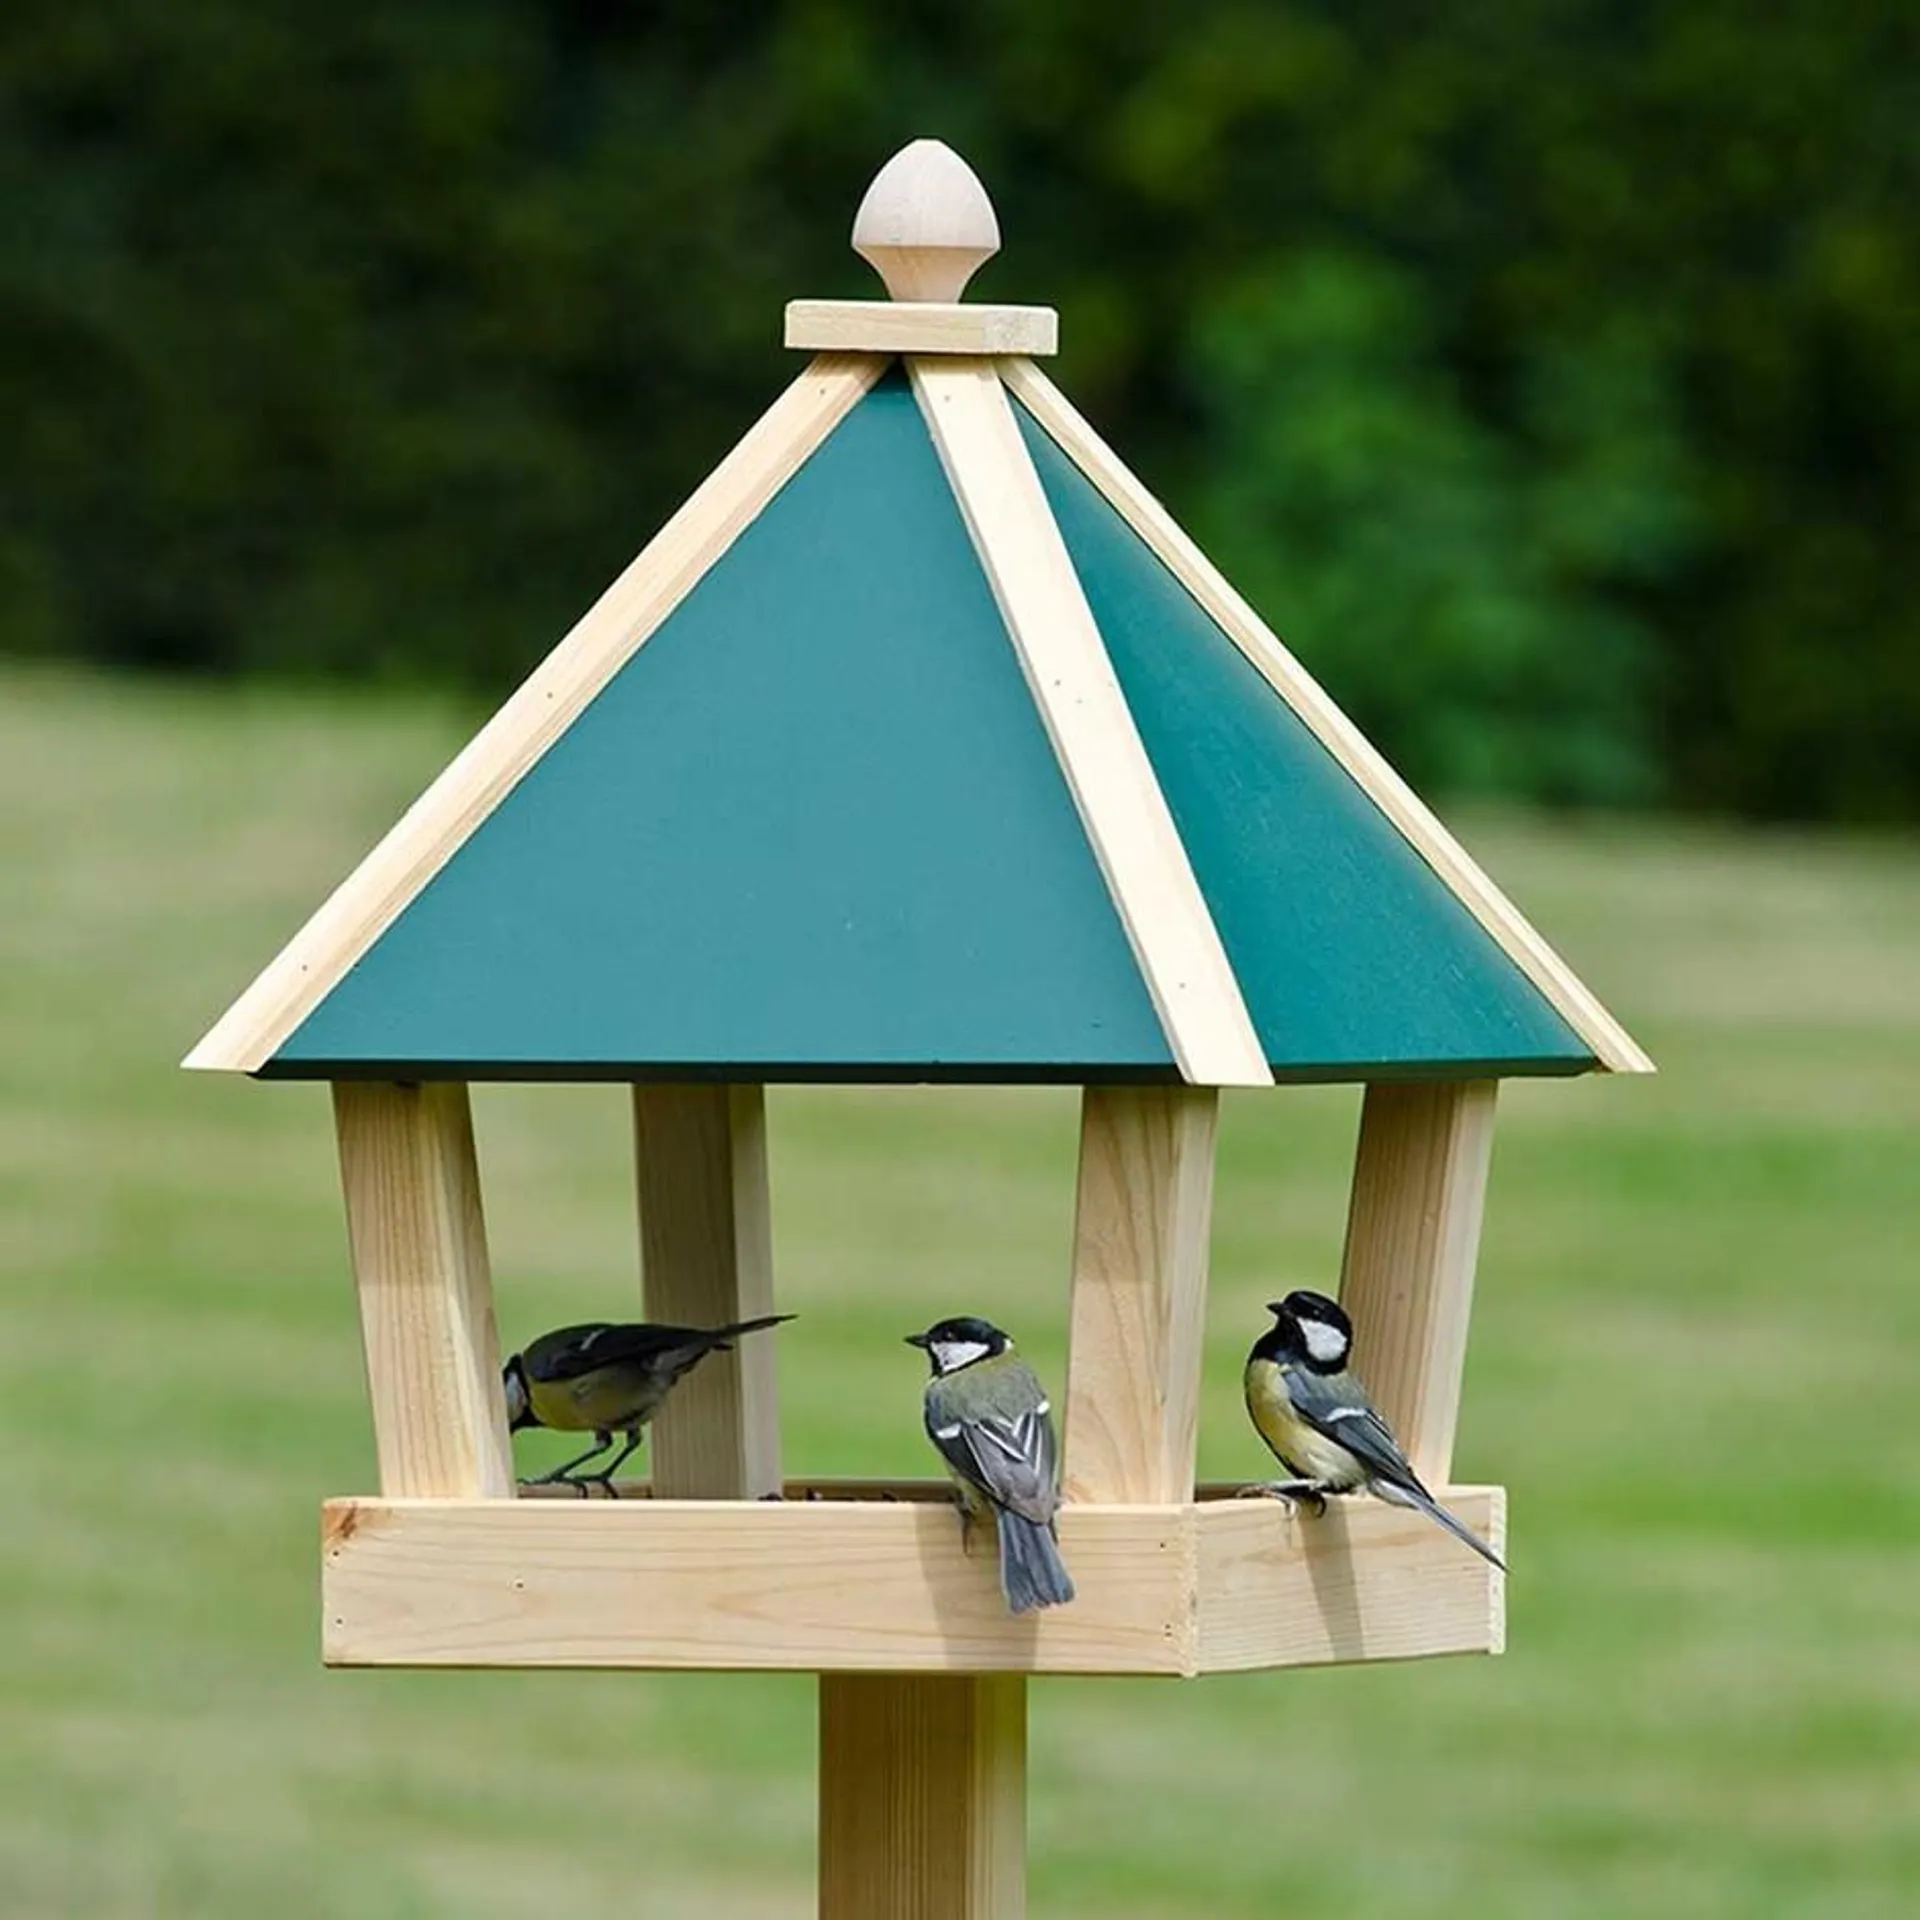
[333,1080,514,1499]
[1063,1084,1219,1504]
[820,1675,1026,1920]
[631,1084,781,1500]
[1337,1081,1499,1484]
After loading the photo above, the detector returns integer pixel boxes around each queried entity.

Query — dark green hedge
[4,2,1916,818]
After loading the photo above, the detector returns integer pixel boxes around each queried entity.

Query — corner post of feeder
[1338,1080,1499,1484]
[332,1080,515,1499]
[1063,1085,1219,1503]
[631,1084,781,1500]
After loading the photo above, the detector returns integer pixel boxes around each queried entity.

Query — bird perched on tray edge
[504,1315,794,1496]
[1243,1289,1505,1570]
[907,1313,1075,1614]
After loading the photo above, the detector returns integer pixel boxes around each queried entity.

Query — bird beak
[1264,1301,1287,1316]
[903,1331,931,1349]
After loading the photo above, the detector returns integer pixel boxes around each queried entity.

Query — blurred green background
[5,673,1918,1916]
[4,3,1920,1915]
[5,1,1919,816]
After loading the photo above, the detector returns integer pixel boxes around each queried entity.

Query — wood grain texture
[999,358,1653,1076]
[319,1485,1504,1673]
[1194,1485,1505,1670]
[631,1084,781,1499]
[186,354,886,1074]
[324,1495,1190,1672]
[786,301,1056,355]
[1063,1085,1217,1504]
[332,1082,514,1499]
[1338,1081,1499,1484]
[910,356,1270,1089]
[820,1675,1025,1920]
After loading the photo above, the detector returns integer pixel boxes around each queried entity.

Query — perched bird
[503,1315,793,1495]
[1243,1289,1505,1570]
[906,1314,1075,1614]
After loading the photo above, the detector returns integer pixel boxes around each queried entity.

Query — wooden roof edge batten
[998,356,1654,1077]
[183,353,887,1074]
[910,353,1271,1089]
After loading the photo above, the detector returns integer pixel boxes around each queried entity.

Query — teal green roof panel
[1015,401,1597,1080]
[264,374,1174,1081]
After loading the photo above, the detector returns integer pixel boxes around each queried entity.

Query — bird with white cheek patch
[1242,1289,1505,1570]
[906,1314,1074,1614]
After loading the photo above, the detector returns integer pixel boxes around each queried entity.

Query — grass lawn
[2,662,1917,1917]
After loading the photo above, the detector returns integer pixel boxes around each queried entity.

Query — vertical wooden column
[333,1080,514,1499]
[820,1675,1025,1920]
[1063,1084,1219,1504]
[1337,1080,1499,1484]
[631,1084,781,1500]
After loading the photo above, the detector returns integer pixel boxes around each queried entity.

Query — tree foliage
[3,1,1916,817]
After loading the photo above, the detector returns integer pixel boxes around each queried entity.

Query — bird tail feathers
[1373,1479,1506,1572]
[997,1512,1075,1613]
[709,1313,796,1343]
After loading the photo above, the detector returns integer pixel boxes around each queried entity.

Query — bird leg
[527,1432,617,1496]
[953,1487,977,1556]
[1235,1477,1330,1518]
[583,1431,645,1499]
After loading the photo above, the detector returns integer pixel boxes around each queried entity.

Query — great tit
[906,1315,1075,1614]
[1244,1289,1505,1571]
[503,1315,793,1496]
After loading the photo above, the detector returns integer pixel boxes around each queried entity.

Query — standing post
[819,1674,1026,1920]
[1063,1084,1219,1505]
[631,1084,782,1500]
[1336,1081,1499,1483]
[333,1080,514,1499]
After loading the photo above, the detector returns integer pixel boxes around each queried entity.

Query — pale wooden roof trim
[999,357,1653,1076]
[186,354,889,1072]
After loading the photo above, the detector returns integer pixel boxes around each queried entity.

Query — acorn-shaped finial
[852,140,1000,303]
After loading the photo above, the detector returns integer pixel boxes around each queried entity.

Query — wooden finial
[852,139,1000,302]
[785,142,1053,354]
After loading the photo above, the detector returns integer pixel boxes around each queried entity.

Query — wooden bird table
[189,137,1646,1920]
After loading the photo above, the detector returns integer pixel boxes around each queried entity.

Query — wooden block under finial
[853,138,1000,302]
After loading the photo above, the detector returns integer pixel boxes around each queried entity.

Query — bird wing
[522,1321,722,1383]
[1283,1365,1432,1500]
[925,1386,1059,1527]
[520,1323,618,1383]
[522,1317,792,1384]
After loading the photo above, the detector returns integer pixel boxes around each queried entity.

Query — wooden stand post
[632,1084,781,1500]
[820,1674,1026,1920]
[333,1081,514,1499]
[1336,1081,1498,1482]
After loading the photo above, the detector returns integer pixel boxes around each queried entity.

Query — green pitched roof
[269,374,1172,1081]
[238,359,1615,1086]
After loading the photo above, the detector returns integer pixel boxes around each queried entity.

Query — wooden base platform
[323,1479,1504,1675]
